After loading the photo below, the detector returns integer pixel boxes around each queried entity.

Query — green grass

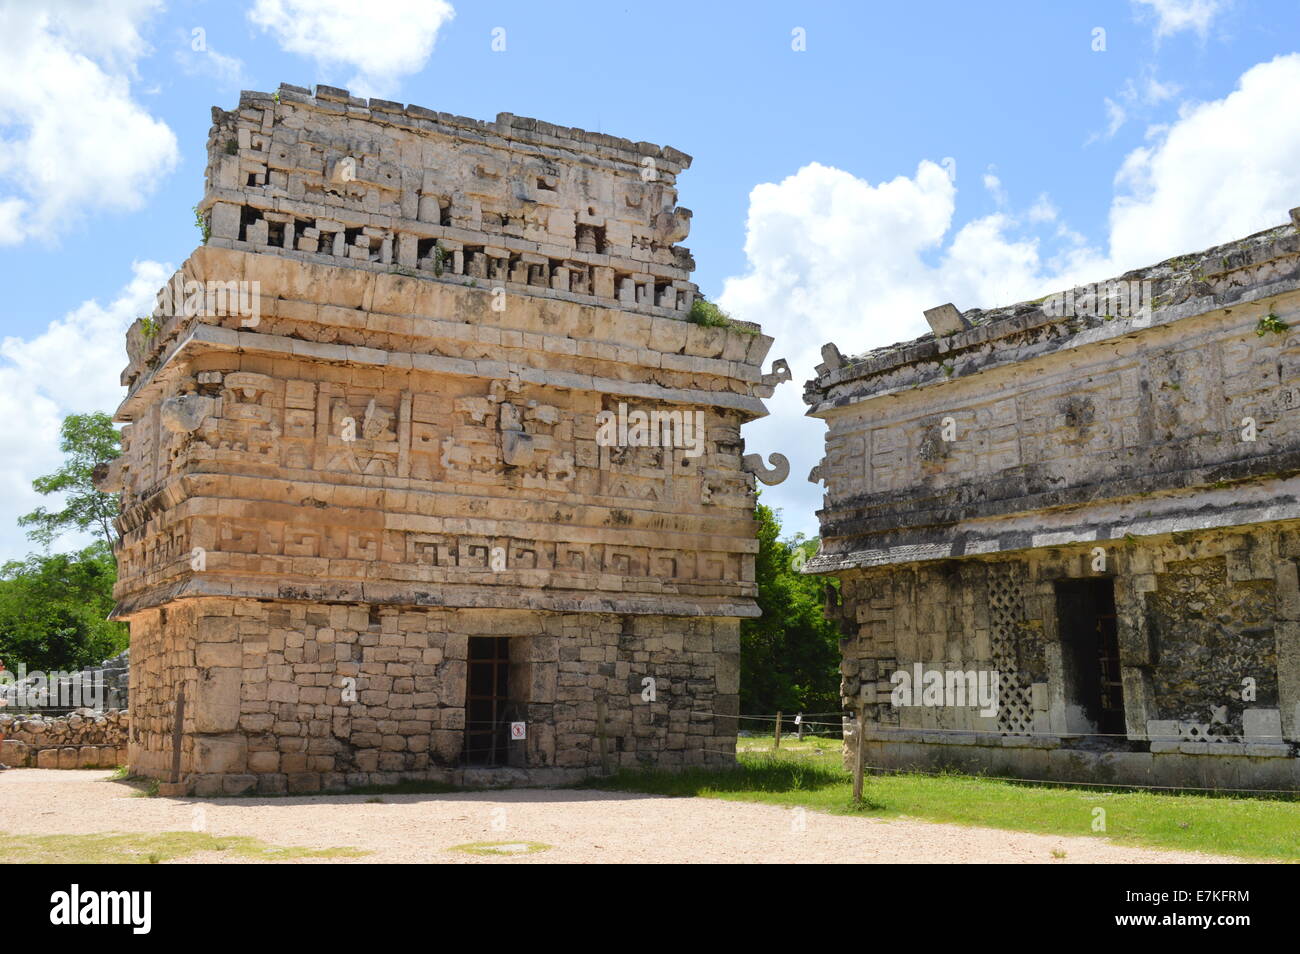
[128,777,160,798]
[585,747,1300,861]
[0,831,368,864]
[450,841,552,857]
[737,735,842,756]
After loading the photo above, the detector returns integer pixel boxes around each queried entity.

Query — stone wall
[832,528,1300,787]
[127,598,737,795]
[835,528,1294,738]
[0,709,128,769]
[105,297,766,616]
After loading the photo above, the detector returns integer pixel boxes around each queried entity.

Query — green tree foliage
[0,542,126,672]
[1,412,126,672]
[741,500,842,721]
[19,412,121,548]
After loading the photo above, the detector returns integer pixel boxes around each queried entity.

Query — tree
[0,542,127,673]
[741,499,842,723]
[1,412,126,673]
[19,412,121,548]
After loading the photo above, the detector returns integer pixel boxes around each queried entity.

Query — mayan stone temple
[806,207,1300,790]
[95,83,787,795]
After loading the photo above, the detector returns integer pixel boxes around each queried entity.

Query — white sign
[510,722,526,740]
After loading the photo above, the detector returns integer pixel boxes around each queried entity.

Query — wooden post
[596,697,610,775]
[796,713,805,742]
[170,687,186,785]
[774,711,782,751]
[852,703,866,804]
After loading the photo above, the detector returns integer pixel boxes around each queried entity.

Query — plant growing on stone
[1256,313,1288,336]
[688,296,731,328]
[192,205,210,244]
[139,315,160,340]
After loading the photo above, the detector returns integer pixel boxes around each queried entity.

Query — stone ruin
[805,205,1300,790]
[0,649,129,713]
[0,710,128,770]
[94,84,787,795]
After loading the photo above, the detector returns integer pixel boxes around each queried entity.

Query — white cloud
[175,27,247,88]
[1103,97,1129,139]
[0,261,169,559]
[248,0,455,98]
[719,163,1052,537]
[1132,0,1226,38]
[1108,54,1300,269]
[1096,66,1181,140]
[0,0,178,245]
[721,53,1300,538]
[1027,193,1058,224]
[982,168,1008,207]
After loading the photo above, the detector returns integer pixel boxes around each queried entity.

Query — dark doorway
[465,636,511,765]
[1055,578,1126,736]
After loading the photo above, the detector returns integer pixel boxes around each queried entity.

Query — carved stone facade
[806,207,1300,790]
[99,85,782,795]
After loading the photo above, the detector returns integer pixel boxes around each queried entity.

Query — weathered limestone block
[193,735,247,774]
[192,667,242,733]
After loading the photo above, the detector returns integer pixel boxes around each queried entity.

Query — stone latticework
[97,84,784,795]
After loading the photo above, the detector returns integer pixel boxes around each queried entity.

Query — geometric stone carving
[160,394,215,434]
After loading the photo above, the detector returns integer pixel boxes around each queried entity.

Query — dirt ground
[0,768,1242,864]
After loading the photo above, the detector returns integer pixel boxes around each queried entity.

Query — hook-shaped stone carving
[742,451,789,486]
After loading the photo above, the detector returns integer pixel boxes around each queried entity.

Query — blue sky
[2,0,1299,559]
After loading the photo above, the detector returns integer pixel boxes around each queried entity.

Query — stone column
[1272,556,1300,740]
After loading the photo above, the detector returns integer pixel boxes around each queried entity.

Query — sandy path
[0,768,1241,864]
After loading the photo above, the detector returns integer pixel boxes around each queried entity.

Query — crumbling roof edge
[236,84,693,171]
[806,210,1300,400]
